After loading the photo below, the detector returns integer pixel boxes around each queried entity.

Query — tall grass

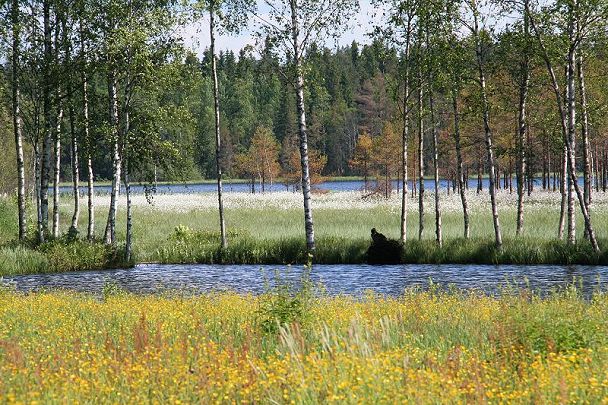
[0,240,131,276]
[2,192,608,273]
[0,287,607,402]
[0,196,130,276]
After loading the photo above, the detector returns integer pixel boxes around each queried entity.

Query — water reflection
[2,263,607,297]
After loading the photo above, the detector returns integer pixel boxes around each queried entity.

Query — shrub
[256,267,315,335]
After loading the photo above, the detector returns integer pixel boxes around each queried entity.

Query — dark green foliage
[494,286,606,354]
[401,238,608,265]
[0,239,130,276]
[156,225,369,264]
[256,268,315,335]
[155,226,608,266]
[38,239,130,273]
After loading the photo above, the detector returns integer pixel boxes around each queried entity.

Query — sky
[180,0,378,56]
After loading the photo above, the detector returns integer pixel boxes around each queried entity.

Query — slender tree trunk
[209,8,228,249]
[69,95,79,233]
[124,108,132,262]
[429,81,442,246]
[412,151,417,198]
[527,3,599,251]
[34,145,43,242]
[400,19,412,244]
[290,0,315,252]
[477,155,482,193]
[542,140,547,190]
[453,95,469,239]
[51,11,63,239]
[516,43,529,235]
[103,70,121,245]
[12,0,26,241]
[83,67,94,241]
[66,36,79,235]
[566,29,577,244]
[417,78,425,240]
[577,54,591,212]
[558,146,567,240]
[52,105,63,238]
[123,160,132,261]
[40,0,53,240]
[473,9,502,249]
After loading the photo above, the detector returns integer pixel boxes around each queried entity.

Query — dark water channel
[2,263,607,297]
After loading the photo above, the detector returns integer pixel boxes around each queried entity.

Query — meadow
[1,189,608,275]
[78,189,608,265]
[1,285,607,403]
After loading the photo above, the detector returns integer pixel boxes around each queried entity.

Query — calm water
[2,263,606,297]
[57,177,567,196]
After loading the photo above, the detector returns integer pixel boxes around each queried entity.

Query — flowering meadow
[1,287,608,403]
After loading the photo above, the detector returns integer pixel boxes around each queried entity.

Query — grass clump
[154,224,608,265]
[154,225,369,264]
[1,288,607,402]
[402,238,608,265]
[0,235,131,276]
[0,245,48,275]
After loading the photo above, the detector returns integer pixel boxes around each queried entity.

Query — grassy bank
[1,287,607,402]
[2,190,608,274]
[96,191,608,265]
[0,199,130,276]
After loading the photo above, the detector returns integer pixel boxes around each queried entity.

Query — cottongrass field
[1,287,608,403]
[2,189,608,276]
[0,191,608,275]
[96,189,608,264]
[94,189,608,242]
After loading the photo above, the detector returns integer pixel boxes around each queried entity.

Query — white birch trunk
[290,0,315,252]
[103,71,121,245]
[69,96,79,233]
[473,7,502,249]
[400,18,412,243]
[417,76,425,241]
[52,106,63,238]
[428,71,442,247]
[12,0,26,240]
[577,54,591,211]
[558,146,567,240]
[79,19,94,241]
[516,4,530,236]
[40,0,52,239]
[452,95,470,239]
[209,7,228,249]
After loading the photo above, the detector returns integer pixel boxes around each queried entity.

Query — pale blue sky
[181,0,378,56]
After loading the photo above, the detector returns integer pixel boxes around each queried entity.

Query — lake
[56,177,569,195]
[3,263,606,297]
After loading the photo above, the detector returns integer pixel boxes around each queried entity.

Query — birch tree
[376,0,416,243]
[11,0,27,240]
[40,0,53,240]
[248,0,359,252]
[461,0,503,248]
[526,0,602,251]
[195,0,250,249]
[444,4,470,238]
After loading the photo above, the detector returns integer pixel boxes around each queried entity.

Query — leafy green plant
[257,266,315,335]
